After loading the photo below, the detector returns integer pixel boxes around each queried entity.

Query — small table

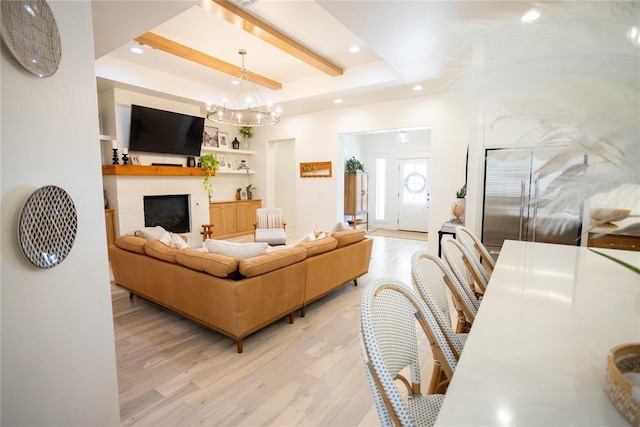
[437,223,457,257]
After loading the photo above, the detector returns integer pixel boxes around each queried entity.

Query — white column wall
[1,2,120,425]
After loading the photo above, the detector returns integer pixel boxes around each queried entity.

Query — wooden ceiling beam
[135,32,283,90]
[199,0,343,77]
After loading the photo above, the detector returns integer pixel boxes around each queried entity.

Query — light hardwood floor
[111,230,433,426]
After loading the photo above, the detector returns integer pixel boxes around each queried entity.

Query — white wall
[257,93,471,253]
[1,2,120,425]
[98,80,472,255]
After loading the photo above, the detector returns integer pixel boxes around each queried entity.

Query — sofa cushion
[144,239,180,263]
[239,246,307,277]
[177,248,238,278]
[115,235,146,254]
[332,229,366,248]
[205,239,269,259]
[297,236,338,257]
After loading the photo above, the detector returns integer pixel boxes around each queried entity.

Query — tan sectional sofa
[108,230,373,352]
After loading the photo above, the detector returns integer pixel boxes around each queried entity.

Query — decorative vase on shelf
[240,136,249,151]
[451,198,466,224]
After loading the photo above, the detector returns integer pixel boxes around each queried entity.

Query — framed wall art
[216,154,228,169]
[203,125,219,147]
[300,161,332,178]
[218,132,229,149]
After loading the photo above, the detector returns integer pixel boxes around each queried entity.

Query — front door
[397,158,429,232]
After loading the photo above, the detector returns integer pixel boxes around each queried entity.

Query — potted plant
[246,184,256,200]
[452,183,467,224]
[199,153,220,201]
[345,156,365,174]
[239,126,253,150]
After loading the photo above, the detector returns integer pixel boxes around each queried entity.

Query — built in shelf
[200,146,255,155]
[102,165,211,177]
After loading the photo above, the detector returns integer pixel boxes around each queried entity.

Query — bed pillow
[205,239,268,259]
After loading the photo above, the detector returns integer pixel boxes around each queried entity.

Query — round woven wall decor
[0,0,61,78]
[18,185,77,268]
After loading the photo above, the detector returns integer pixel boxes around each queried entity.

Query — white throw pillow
[205,239,268,259]
[169,233,188,249]
[137,226,168,241]
[316,231,328,240]
[158,231,172,246]
[332,222,351,233]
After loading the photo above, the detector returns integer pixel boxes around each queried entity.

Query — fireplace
[143,194,190,233]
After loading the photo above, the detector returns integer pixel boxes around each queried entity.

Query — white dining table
[435,240,640,426]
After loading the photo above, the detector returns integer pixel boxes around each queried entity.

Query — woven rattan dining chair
[455,226,495,282]
[441,236,487,299]
[360,278,458,426]
[411,251,479,335]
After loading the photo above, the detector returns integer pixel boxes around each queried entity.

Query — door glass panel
[375,158,386,220]
[402,163,427,205]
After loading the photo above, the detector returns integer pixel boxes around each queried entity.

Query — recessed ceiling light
[231,79,240,86]
[130,46,143,54]
[521,8,540,23]
[412,85,423,91]
[334,98,343,104]
[349,46,360,53]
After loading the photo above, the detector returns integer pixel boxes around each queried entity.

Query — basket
[605,343,640,426]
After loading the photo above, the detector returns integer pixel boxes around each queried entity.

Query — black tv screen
[129,105,204,156]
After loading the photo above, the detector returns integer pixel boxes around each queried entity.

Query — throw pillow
[136,225,167,241]
[332,222,351,233]
[205,239,268,259]
[299,231,317,243]
[169,233,188,249]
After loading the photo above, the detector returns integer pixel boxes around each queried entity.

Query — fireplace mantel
[102,165,213,177]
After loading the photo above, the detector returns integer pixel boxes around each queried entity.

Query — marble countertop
[435,240,640,426]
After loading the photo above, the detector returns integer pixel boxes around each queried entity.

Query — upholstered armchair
[254,208,287,245]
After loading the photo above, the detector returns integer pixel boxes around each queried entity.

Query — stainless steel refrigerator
[481,148,584,255]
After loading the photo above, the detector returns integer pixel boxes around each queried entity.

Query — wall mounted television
[129,104,205,156]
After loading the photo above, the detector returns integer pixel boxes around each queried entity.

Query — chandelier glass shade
[206,49,280,127]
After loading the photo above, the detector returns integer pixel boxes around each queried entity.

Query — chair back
[441,236,487,296]
[255,208,284,229]
[411,251,478,333]
[360,279,457,426]
[455,226,495,279]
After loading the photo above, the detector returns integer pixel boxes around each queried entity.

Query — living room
[2,1,637,425]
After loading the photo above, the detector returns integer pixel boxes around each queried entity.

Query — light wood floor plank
[112,232,434,425]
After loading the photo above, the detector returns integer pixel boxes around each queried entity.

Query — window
[375,158,386,220]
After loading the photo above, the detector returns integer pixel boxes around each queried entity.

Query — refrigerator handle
[532,180,540,242]
[519,180,525,241]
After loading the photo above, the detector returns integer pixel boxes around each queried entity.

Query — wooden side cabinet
[105,209,116,246]
[587,232,640,252]
[209,200,262,239]
[344,172,369,229]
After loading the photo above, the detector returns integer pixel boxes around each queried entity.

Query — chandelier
[206,49,280,127]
